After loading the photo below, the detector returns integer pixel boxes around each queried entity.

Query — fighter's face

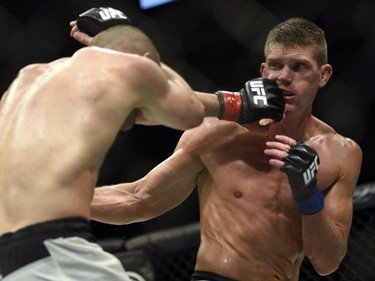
[260,43,332,113]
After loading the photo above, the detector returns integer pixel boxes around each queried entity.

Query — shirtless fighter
[88,18,362,281]
[0,8,284,281]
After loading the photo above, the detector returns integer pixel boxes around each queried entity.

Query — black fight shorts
[191,270,238,281]
[0,217,131,281]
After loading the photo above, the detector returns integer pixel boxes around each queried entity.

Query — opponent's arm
[91,136,205,225]
[70,20,93,46]
[134,58,204,130]
[70,8,285,124]
[215,78,285,123]
[265,135,362,275]
[70,7,131,44]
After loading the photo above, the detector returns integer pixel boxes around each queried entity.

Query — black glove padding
[76,7,131,37]
[215,78,285,124]
[281,142,324,215]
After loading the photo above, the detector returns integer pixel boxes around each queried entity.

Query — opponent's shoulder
[73,47,162,87]
[71,46,123,68]
[17,61,57,77]
[73,46,156,70]
[72,46,116,58]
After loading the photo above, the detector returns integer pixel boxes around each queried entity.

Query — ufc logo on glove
[76,7,132,36]
[303,155,319,185]
[97,7,128,20]
[249,80,268,106]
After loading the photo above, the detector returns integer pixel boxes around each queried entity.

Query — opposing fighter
[89,17,362,281]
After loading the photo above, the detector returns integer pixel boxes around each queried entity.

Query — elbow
[191,114,204,129]
[185,102,204,129]
[314,259,341,276]
[173,94,205,131]
[189,102,205,128]
[309,247,347,276]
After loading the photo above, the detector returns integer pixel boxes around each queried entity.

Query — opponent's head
[90,25,160,65]
[264,18,328,67]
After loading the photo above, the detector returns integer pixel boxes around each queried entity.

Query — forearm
[90,184,159,225]
[195,91,220,117]
[90,160,197,225]
[266,138,349,275]
[301,209,349,275]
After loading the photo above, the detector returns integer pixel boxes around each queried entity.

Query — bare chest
[199,147,296,209]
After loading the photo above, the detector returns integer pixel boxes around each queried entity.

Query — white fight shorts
[0,217,131,281]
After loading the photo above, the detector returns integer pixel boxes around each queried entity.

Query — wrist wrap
[295,185,325,215]
[215,91,242,122]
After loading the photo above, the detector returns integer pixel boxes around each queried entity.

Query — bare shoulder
[73,47,159,73]
[308,118,362,178]
[307,118,362,198]
[309,118,362,158]
[178,118,242,151]
[183,117,239,139]
[72,47,164,92]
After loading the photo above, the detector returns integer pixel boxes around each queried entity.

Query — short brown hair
[90,25,160,65]
[264,18,328,66]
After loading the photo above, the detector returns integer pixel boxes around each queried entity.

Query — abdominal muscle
[194,172,304,281]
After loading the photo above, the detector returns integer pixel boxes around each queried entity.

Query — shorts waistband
[0,217,95,246]
[191,270,238,281]
[0,217,96,278]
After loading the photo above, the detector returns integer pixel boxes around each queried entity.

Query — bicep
[137,61,204,130]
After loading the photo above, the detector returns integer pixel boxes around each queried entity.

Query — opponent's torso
[191,117,341,281]
[0,48,137,234]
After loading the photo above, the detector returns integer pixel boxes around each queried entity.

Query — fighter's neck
[243,114,316,142]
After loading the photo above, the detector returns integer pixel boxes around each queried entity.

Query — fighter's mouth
[282,91,294,97]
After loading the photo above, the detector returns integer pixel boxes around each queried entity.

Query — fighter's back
[0,47,144,234]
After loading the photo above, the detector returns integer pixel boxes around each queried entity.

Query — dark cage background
[1,0,375,280]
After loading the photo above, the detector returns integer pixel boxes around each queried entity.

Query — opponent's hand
[76,7,131,36]
[70,7,131,45]
[215,78,285,124]
[70,20,93,45]
[265,135,324,215]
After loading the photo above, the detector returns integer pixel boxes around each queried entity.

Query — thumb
[73,31,93,46]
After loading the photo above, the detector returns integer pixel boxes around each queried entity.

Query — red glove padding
[215,78,285,124]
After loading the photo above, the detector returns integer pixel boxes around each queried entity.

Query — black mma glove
[76,7,131,37]
[281,142,324,215]
[215,78,285,124]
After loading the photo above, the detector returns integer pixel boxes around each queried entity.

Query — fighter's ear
[319,64,332,88]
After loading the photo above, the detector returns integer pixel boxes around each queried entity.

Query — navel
[234,191,243,198]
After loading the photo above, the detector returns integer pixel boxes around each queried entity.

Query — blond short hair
[264,18,328,66]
